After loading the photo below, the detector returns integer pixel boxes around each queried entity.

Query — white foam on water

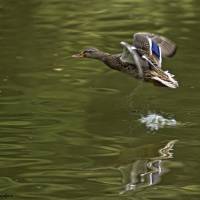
[139,113,177,131]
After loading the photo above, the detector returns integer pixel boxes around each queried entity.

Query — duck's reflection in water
[119,140,178,194]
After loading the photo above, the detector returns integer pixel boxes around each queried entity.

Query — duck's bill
[72,52,84,58]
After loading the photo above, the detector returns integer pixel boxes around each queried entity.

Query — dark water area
[0,0,200,199]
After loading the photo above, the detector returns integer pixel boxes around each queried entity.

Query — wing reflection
[119,140,178,194]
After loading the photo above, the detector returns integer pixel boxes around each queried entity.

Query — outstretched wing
[120,41,145,78]
[133,33,162,68]
[120,41,135,64]
[119,41,179,88]
[133,32,177,58]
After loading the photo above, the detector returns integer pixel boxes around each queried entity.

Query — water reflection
[119,140,178,194]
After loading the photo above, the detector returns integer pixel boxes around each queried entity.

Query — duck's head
[72,47,101,59]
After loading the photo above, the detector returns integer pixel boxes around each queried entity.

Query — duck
[72,32,179,88]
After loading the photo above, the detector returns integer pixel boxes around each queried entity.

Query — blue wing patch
[152,41,160,59]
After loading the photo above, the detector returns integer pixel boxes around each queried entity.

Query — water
[0,0,200,199]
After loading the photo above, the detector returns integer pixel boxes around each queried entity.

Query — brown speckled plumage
[102,54,138,77]
[95,53,169,84]
[72,32,179,88]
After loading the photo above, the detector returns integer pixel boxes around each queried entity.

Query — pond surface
[0,0,200,199]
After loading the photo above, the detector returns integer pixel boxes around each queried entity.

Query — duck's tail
[145,66,179,88]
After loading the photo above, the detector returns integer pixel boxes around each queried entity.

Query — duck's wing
[133,32,177,58]
[120,41,145,78]
[133,33,162,68]
[119,41,178,88]
[120,41,135,64]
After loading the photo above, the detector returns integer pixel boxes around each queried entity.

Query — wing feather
[133,32,177,57]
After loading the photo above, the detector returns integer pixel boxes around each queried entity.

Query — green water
[0,0,200,199]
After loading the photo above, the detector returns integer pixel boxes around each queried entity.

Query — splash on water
[139,113,177,131]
